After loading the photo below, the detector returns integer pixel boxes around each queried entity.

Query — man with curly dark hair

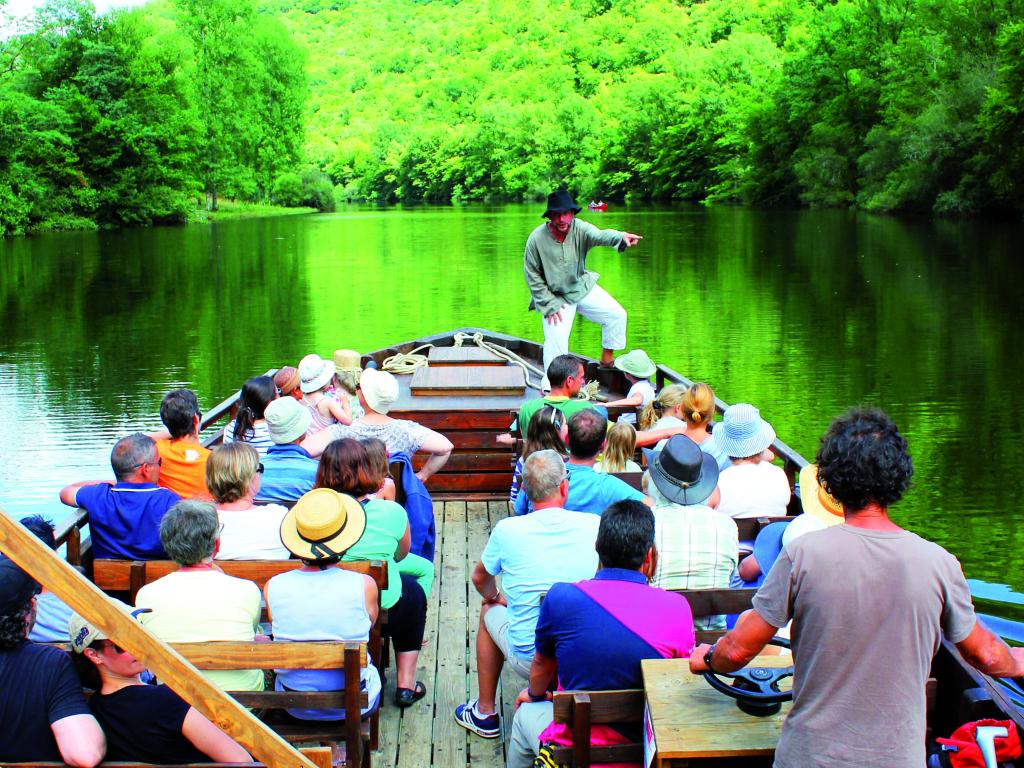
[0,556,105,766]
[689,407,1024,768]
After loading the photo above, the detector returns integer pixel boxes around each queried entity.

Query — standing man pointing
[524,190,642,378]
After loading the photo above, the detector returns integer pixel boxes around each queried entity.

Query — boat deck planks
[368,499,517,767]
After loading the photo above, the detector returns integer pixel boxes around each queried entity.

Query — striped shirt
[650,503,738,630]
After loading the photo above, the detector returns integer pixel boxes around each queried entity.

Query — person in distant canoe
[524,189,642,378]
[689,407,1024,768]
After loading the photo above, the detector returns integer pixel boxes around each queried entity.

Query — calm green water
[2,204,1022,597]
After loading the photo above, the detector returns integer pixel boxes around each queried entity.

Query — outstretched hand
[622,232,643,248]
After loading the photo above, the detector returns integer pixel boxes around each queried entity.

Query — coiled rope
[452,331,546,391]
[381,344,434,375]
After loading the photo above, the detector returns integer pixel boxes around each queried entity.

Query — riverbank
[187,201,317,224]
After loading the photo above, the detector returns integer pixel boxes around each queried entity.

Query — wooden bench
[177,639,371,767]
[548,689,645,766]
[92,558,388,749]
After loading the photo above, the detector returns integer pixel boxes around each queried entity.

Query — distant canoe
[588,201,607,210]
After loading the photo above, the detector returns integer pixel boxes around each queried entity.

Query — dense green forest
[1,0,1022,234]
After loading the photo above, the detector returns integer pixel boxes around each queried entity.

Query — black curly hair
[816,407,913,512]
[0,604,32,651]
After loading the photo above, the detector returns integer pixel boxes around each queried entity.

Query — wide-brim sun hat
[614,350,656,379]
[265,396,311,444]
[359,368,399,414]
[299,353,336,394]
[714,403,776,459]
[280,488,367,560]
[542,189,582,218]
[643,434,720,506]
[799,463,845,526]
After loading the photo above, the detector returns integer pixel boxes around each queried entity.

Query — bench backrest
[549,690,646,766]
[93,558,387,602]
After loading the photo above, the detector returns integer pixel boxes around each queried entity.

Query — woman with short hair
[134,501,263,692]
[207,442,289,560]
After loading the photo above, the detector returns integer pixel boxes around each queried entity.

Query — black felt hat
[542,189,582,218]
[643,435,720,506]
[0,556,40,614]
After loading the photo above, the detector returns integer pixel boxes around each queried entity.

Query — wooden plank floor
[372,499,517,768]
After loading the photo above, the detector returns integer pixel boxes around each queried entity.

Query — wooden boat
[3,327,1023,767]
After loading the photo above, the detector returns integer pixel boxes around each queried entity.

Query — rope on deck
[453,331,545,391]
[382,343,434,375]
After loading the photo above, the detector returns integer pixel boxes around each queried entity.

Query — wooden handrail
[0,506,319,768]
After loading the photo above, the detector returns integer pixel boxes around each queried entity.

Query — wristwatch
[703,643,718,674]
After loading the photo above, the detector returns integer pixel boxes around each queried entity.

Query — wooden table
[641,656,792,766]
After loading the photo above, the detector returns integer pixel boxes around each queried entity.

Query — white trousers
[507,700,553,768]
[541,283,627,375]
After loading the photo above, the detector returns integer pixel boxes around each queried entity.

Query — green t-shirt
[518,395,597,435]
[342,498,408,609]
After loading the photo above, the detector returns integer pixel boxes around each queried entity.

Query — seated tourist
[152,389,211,499]
[510,405,568,506]
[515,409,648,515]
[507,500,695,768]
[68,608,252,763]
[640,382,728,468]
[256,396,318,504]
[266,488,382,721]
[208,442,290,560]
[21,515,74,643]
[299,353,352,436]
[332,349,366,420]
[511,354,600,438]
[60,433,179,560]
[455,450,600,738]
[603,349,657,424]
[361,437,397,502]
[0,557,105,766]
[222,375,277,456]
[305,368,454,484]
[274,366,302,401]
[713,403,791,519]
[593,420,642,473]
[644,435,737,629]
[315,439,429,707]
[135,501,263,692]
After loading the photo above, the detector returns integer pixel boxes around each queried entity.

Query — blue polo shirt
[74,482,179,560]
[256,443,318,504]
[514,462,644,516]
[534,569,694,691]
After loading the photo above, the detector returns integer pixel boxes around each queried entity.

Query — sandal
[395,681,427,707]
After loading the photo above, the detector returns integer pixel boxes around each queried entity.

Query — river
[1,204,1022,604]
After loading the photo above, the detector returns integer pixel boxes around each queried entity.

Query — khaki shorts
[483,604,532,679]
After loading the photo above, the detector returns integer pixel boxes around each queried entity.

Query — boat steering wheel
[702,637,793,716]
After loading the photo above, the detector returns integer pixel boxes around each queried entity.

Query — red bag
[936,719,1021,768]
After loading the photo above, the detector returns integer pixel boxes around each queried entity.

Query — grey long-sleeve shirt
[523,218,626,317]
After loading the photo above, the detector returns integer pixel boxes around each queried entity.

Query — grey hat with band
[643,435,720,506]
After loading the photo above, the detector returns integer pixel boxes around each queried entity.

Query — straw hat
[614,350,656,379]
[643,435,720,506]
[714,403,776,459]
[333,349,362,372]
[274,366,301,397]
[299,354,336,394]
[279,488,367,560]
[359,368,399,414]
[265,397,311,444]
[798,463,845,526]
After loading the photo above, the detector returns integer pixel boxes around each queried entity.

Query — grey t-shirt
[752,525,976,768]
